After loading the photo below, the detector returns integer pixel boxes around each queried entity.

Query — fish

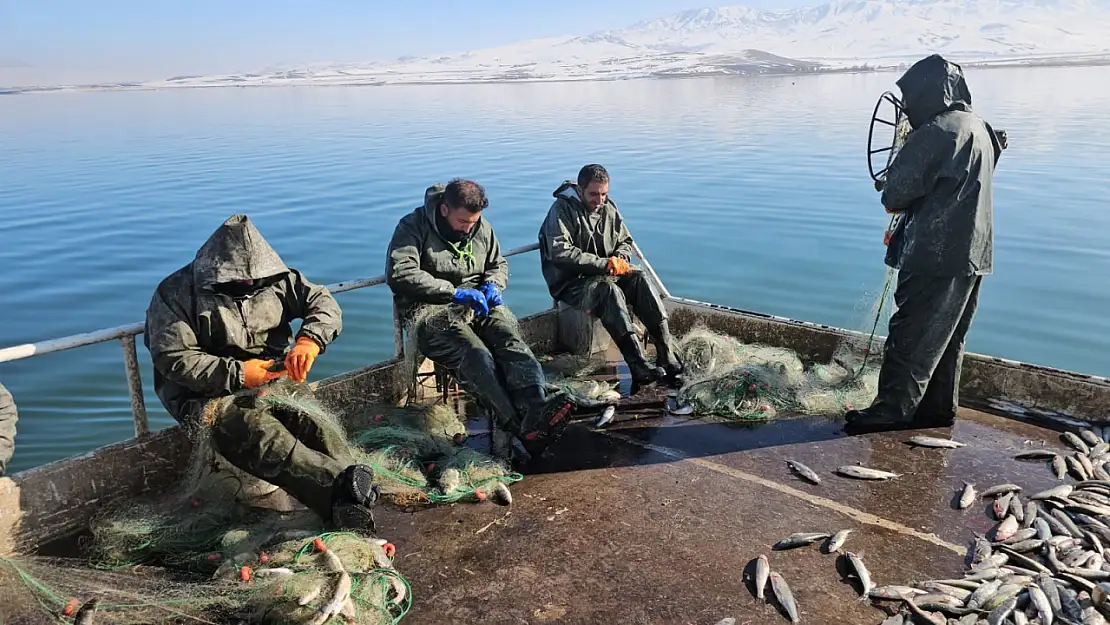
[595,405,616,427]
[786,460,821,485]
[1030,484,1074,500]
[879,614,905,625]
[1028,582,1054,625]
[1066,455,1090,480]
[754,555,769,601]
[835,465,900,480]
[907,435,966,449]
[869,585,925,601]
[995,527,1038,545]
[1006,538,1045,553]
[1022,501,1039,528]
[772,532,831,550]
[981,583,1025,611]
[917,582,971,600]
[992,515,1020,542]
[965,579,1003,611]
[768,571,800,623]
[74,599,99,625]
[824,529,852,554]
[1009,494,1025,523]
[901,595,946,625]
[968,534,993,567]
[981,484,1022,498]
[985,596,1017,625]
[1076,451,1096,477]
[1014,450,1060,460]
[957,482,976,510]
[1063,431,1091,453]
[993,492,1014,520]
[846,551,875,598]
[1081,428,1103,447]
[1052,455,1068,479]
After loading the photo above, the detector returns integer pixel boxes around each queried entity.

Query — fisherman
[0,381,17,476]
[538,164,684,392]
[144,214,380,531]
[386,179,576,461]
[845,54,1007,434]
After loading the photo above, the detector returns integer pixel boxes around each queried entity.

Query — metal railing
[0,239,669,439]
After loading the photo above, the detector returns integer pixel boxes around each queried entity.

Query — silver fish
[1076,451,1096,477]
[985,596,1017,625]
[825,529,852,554]
[1021,501,1038,528]
[846,551,874,598]
[995,527,1038,545]
[1063,431,1091,453]
[74,599,99,625]
[769,571,800,623]
[917,582,971,601]
[957,482,976,510]
[1009,494,1025,523]
[754,554,769,601]
[1030,484,1074,500]
[1081,428,1103,447]
[1066,454,1090,480]
[835,465,900,480]
[869,585,925,601]
[1053,454,1068,479]
[992,515,1020,542]
[993,492,1014,520]
[981,484,1022,498]
[1028,582,1054,625]
[773,532,831,550]
[908,435,966,449]
[785,460,821,485]
[965,579,1003,610]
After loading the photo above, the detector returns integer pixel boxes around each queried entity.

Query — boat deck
[376,399,1072,625]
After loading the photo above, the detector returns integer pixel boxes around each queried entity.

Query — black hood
[896,54,973,129]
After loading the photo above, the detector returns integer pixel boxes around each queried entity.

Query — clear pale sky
[1,0,799,86]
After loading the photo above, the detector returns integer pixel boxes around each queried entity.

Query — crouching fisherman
[538,164,684,393]
[845,54,1006,434]
[144,214,380,531]
[386,179,576,462]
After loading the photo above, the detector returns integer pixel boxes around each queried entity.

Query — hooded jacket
[537,181,634,299]
[882,54,1005,277]
[0,382,16,475]
[386,184,509,319]
[144,214,342,424]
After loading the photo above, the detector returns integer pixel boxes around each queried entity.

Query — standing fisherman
[0,381,17,476]
[845,54,1007,434]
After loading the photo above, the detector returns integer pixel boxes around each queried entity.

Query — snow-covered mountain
[16,0,1110,91]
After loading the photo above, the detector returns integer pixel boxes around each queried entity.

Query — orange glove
[607,257,632,276]
[243,359,285,389]
[284,336,321,383]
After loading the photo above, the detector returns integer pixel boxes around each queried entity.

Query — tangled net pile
[673,327,882,421]
[0,380,520,624]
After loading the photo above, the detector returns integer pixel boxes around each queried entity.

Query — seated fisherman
[845,54,1006,434]
[538,164,684,392]
[386,179,575,461]
[144,214,380,531]
[0,381,17,477]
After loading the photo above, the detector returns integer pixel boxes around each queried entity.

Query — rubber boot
[652,321,685,389]
[616,333,665,394]
[330,464,380,533]
[513,386,577,461]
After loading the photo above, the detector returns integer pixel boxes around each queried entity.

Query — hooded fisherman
[845,54,1007,434]
[386,179,576,462]
[144,214,380,531]
[0,381,17,476]
[538,164,684,392]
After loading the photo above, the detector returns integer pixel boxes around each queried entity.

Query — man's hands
[479,282,503,309]
[453,288,490,317]
[285,336,321,383]
[607,257,633,277]
[243,358,285,389]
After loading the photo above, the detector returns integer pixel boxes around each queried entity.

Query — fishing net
[0,379,525,624]
[673,327,881,421]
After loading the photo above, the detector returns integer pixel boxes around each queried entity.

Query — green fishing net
[0,381,524,624]
[671,327,881,422]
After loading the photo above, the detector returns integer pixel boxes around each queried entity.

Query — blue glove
[479,282,503,308]
[452,288,489,317]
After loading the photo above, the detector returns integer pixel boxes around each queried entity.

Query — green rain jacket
[537,181,634,299]
[144,214,342,424]
[386,184,509,319]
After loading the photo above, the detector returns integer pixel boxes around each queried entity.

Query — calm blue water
[2,66,1109,473]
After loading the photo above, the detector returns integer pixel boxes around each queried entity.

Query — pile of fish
[760,429,1110,624]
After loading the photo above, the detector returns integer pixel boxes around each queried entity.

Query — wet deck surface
[375,393,1074,625]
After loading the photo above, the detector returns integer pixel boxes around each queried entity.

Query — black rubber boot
[330,464,380,533]
[652,321,686,389]
[842,408,915,435]
[616,333,665,394]
[516,389,577,461]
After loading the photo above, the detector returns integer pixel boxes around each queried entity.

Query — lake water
[2,66,1109,474]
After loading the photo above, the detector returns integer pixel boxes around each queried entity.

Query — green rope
[856,266,896,378]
